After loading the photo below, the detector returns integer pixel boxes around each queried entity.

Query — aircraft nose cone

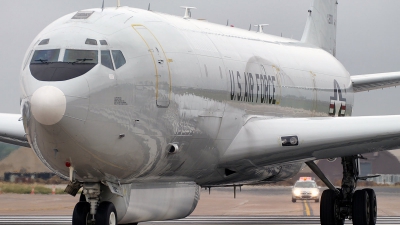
[31,86,66,125]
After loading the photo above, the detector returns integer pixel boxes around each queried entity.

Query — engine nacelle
[118,182,199,224]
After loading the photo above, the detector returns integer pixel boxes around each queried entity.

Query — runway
[0,216,400,225]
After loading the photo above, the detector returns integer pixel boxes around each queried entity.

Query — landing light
[281,136,299,146]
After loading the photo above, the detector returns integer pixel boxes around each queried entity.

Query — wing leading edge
[221,116,400,167]
[0,113,29,147]
[351,72,400,92]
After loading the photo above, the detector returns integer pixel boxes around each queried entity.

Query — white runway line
[0,216,399,224]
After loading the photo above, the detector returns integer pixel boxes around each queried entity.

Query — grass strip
[0,182,66,194]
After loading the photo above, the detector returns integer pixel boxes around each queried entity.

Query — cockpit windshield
[29,48,124,82]
[63,49,98,64]
[30,49,60,64]
[30,49,98,82]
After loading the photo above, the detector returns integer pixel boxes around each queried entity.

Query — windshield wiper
[34,59,49,64]
[71,58,93,64]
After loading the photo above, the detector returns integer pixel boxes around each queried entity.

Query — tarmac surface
[0,186,398,224]
[0,216,400,225]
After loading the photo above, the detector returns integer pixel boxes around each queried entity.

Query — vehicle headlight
[311,189,319,196]
[293,189,301,196]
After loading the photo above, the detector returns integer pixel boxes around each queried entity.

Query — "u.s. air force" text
[229,70,277,104]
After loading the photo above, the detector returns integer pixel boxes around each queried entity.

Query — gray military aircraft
[0,0,399,224]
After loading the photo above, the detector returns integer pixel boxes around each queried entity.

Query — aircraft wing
[0,113,29,147]
[222,116,400,167]
[351,72,400,92]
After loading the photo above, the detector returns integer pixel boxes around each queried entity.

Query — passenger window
[101,50,114,70]
[112,50,126,69]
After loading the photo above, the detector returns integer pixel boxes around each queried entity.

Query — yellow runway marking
[303,200,311,216]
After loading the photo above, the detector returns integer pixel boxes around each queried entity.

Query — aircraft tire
[95,201,117,225]
[320,189,343,225]
[72,202,90,225]
[363,188,377,225]
[352,190,370,225]
[292,198,296,203]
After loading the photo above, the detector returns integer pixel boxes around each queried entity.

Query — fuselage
[20,7,353,186]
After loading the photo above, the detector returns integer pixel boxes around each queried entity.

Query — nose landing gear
[72,183,117,225]
[306,155,377,225]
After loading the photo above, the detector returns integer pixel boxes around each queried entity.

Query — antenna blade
[226,19,229,26]
[102,0,105,11]
[148,3,151,11]
[248,24,251,31]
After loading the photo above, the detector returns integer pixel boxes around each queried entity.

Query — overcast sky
[1,0,399,116]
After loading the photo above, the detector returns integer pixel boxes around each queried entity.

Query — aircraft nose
[30,86,66,125]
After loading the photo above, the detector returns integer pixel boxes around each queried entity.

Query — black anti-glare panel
[30,62,96,81]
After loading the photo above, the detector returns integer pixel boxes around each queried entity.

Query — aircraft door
[132,25,171,108]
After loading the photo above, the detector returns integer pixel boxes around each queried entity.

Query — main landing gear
[306,155,377,225]
[72,183,118,225]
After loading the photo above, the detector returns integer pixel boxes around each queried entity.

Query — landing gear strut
[72,183,117,225]
[306,155,377,225]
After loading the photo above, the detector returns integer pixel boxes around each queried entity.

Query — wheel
[292,198,296,203]
[72,202,90,225]
[315,199,319,203]
[320,189,344,225]
[95,201,117,225]
[364,188,377,225]
[352,190,370,225]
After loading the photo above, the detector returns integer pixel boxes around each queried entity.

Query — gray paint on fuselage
[20,7,353,186]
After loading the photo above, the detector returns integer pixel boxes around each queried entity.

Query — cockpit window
[30,49,60,64]
[100,40,108,45]
[30,49,98,82]
[39,39,50,45]
[85,38,97,45]
[112,50,126,69]
[63,50,98,64]
[101,50,114,70]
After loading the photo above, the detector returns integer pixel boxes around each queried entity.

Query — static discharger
[254,24,269,33]
[181,6,196,19]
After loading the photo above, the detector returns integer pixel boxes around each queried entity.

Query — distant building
[295,150,400,185]
[368,174,400,185]
[4,172,54,183]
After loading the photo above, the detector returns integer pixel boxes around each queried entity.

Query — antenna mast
[254,24,269,33]
[181,6,196,19]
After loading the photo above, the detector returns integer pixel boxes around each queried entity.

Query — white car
[291,180,320,203]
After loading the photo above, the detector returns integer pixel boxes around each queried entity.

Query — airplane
[1,0,400,224]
